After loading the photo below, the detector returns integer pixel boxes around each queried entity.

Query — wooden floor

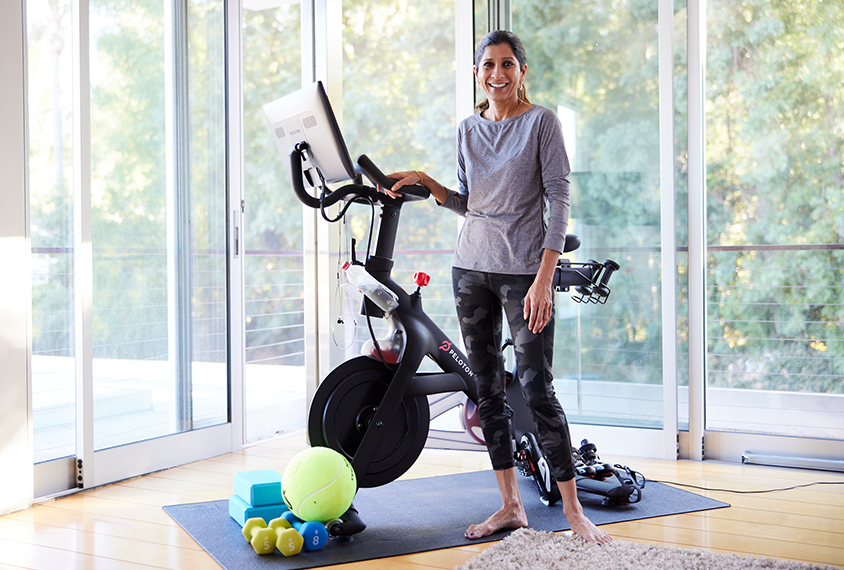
[1,431,842,569]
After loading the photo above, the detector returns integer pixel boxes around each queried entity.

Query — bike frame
[292,145,484,479]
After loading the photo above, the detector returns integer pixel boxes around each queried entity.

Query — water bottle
[342,261,399,313]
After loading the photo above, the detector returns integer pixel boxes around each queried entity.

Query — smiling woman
[473,30,530,119]
[376,28,611,545]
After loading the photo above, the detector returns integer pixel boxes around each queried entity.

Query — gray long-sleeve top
[439,104,571,275]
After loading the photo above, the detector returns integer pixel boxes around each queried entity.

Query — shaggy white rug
[455,528,840,570]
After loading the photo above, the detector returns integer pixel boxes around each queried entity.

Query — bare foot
[464,504,528,539]
[558,478,612,545]
[566,510,612,545]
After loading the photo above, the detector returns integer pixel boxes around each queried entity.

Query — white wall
[0,0,35,515]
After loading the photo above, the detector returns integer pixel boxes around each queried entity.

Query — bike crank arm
[348,344,426,480]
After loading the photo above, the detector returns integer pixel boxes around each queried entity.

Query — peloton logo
[439,341,475,378]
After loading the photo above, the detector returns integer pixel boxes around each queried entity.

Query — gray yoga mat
[164,470,730,570]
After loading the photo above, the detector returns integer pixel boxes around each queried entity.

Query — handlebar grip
[598,260,621,288]
[357,155,430,201]
[586,259,620,303]
[356,154,395,189]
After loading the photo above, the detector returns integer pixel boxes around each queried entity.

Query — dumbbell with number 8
[241,518,279,555]
[271,512,328,552]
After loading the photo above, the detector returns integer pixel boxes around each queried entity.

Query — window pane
[89,0,227,449]
[514,0,664,428]
[242,1,304,442]
[705,0,844,439]
[28,0,76,463]
[341,0,460,363]
[474,0,487,48]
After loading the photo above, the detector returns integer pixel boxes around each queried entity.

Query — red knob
[413,272,431,287]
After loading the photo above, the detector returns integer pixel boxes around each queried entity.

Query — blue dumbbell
[278,511,328,552]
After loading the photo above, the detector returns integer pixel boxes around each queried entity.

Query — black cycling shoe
[516,432,562,506]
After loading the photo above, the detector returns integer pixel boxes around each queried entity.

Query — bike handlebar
[288,142,429,210]
[356,155,430,201]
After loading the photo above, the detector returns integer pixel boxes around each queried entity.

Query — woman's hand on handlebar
[378,171,421,199]
[379,170,448,204]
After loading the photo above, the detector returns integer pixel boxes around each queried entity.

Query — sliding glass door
[29,0,231,496]
[703,0,844,450]
[510,0,844,462]
[87,0,228,450]
[339,0,462,362]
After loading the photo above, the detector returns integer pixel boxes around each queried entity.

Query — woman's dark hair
[474,30,531,114]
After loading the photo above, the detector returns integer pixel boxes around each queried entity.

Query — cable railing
[31,247,227,360]
[31,243,842,390]
[704,244,843,396]
[244,250,305,367]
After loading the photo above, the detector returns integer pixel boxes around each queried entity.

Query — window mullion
[659,0,679,460]
[686,0,706,461]
[164,0,193,432]
[72,0,95,488]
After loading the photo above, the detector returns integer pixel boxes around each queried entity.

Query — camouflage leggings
[452,268,575,482]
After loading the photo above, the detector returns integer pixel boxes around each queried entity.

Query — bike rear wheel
[308,356,430,488]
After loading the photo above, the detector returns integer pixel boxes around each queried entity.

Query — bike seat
[563,234,580,253]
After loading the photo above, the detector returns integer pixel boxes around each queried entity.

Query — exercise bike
[270,83,634,537]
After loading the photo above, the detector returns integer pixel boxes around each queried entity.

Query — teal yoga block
[228,494,289,527]
[233,469,283,507]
